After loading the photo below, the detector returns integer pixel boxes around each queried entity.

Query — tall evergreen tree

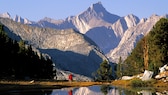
[147,18,168,73]
[123,18,168,76]
[116,56,123,79]
[94,60,113,81]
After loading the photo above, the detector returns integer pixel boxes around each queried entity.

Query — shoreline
[0,80,104,90]
[111,79,168,92]
[0,80,168,91]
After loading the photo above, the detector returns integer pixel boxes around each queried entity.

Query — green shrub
[130,79,155,87]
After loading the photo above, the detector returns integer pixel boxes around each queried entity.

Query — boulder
[159,64,168,73]
[121,76,134,80]
[141,70,153,81]
[155,71,168,79]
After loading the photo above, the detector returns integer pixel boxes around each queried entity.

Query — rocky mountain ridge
[107,14,168,62]
[0,2,167,64]
[0,17,108,80]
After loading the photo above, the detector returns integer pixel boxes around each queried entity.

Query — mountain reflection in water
[1,85,167,95]
[51,85,120,95]
[51,85,166,95]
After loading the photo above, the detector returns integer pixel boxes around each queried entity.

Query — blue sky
[0,0,167,21]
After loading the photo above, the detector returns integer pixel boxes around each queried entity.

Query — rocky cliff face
[0,17,108,78]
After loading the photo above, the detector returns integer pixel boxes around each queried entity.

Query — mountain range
[0,2,167,80]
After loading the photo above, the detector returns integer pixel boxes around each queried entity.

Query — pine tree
[116,57,123,79]
[95,60,113,81]
[123,18,168,76]
[147,18,168,73]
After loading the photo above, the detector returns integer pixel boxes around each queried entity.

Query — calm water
[0,85,167,95]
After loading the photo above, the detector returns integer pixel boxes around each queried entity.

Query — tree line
[85,18,168,81]
[116,18,168,77]
[0,24,56,80]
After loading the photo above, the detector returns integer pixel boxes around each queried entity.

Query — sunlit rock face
[107,14,164,63]
[29,2,122,54]
[0,18,108,78]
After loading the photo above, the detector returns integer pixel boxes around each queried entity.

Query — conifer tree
[0,24,56,79]
[123,18,168,76]
[94,60,113,81]
[116,56,123,79]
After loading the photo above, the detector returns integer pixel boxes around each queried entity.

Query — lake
[0,85,167,95]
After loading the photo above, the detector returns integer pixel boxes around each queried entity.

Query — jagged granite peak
[0,13,33,24]
[30,2,120,35]
[111,18,127,38]
[0,17,108,78]
[13,15,33,24]
[71,2,120,34]
[107,14,165,63]
[0,12,11,19]
[111,14,140,38]
[139,18,147,23]
[124,14,140,28]
[89,2,106,14]
[73,2,121,53]
[77,2,120,25]
[13,15,24,23]
[89,2,120,23]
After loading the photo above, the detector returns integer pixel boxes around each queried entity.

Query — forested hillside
[121,18,168,76]
[0,24,56,80]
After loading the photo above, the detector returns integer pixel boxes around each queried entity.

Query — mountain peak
[126,14,138,18]
[77,2,120,24]
[0,12,11,18]
[13,15,23,22]
[89,2,106,13]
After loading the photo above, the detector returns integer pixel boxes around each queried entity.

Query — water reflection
[1,85,167,95]
[0,89,53,95]
[51,85,161,95]
[51,85,121,95]
[68,90,73,95]
[52,87,75,95]
[100,85,112,95]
